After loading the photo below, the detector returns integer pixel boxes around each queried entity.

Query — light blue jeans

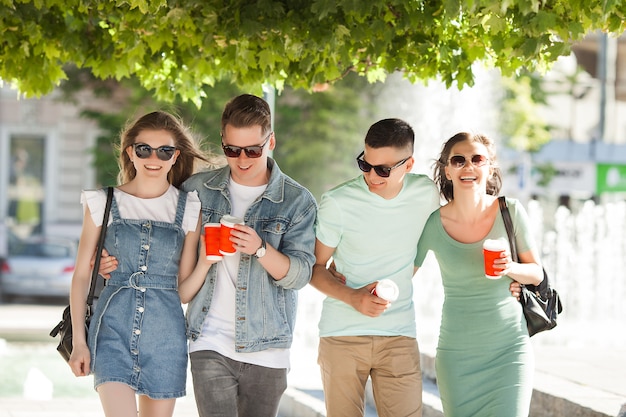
[190,350,288,417]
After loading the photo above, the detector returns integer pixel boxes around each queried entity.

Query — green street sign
[597,164,626,193]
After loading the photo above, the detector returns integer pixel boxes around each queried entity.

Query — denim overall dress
[88,189,188,399]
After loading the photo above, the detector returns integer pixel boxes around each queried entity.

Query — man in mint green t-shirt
[311,118,440,417]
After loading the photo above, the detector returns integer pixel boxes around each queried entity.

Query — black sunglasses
[133,143,177,161]
[221,132,272,158]
[356,151,411,178]
[448,154,489,169]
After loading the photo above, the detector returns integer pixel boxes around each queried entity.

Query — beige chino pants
[318,335,423,417]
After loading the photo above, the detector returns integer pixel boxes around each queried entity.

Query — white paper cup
[371,279,399,302]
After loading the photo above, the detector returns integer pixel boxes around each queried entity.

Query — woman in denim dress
[68,111,215,417]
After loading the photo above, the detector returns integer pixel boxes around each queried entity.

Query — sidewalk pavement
[0,303,625,417]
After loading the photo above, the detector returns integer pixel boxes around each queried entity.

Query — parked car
[0,236,77,302]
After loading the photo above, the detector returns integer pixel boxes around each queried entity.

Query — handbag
[49,187,113,362]
[498,196,563,337]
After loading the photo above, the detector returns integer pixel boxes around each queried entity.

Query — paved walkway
[0,301,625,417]
[286,319,626,417]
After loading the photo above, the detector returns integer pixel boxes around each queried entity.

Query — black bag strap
[498,196,551,296]
[86,187,113,307]
[498,196,518,262]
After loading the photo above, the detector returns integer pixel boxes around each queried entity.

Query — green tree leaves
[1,0,624,105]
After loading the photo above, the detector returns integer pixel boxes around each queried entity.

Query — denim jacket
[182,159,317,352]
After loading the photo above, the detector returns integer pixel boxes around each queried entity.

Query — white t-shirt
[189,178,290,369]
[81,185,200,234]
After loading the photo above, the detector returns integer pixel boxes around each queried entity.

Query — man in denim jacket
[180,94,317,417]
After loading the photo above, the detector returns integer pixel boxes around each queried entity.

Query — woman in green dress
[415,132,543,417]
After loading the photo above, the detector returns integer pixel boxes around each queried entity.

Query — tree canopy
[58,67,377,198]
[2,0,624,106]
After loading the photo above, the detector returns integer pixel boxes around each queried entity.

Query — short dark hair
[221,94,272,135]
[364,118,414,154]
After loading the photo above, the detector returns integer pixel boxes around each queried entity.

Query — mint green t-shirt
[315,174,440,337]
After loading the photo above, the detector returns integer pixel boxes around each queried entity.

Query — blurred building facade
[504,32,626,205]
[0,86,115,244]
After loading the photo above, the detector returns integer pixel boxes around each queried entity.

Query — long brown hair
[434,132,502,202]
[117,111,213,187]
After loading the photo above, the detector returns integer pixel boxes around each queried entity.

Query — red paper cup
[219,215,244,256]
[371,279,399,302]
[483,239,507,279]
[203,223,222,261]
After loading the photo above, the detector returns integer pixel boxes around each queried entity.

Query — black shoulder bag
[50,187,113,362]
[498,196,563,337]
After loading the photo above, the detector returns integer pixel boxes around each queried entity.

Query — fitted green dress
[415,198,534,417]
